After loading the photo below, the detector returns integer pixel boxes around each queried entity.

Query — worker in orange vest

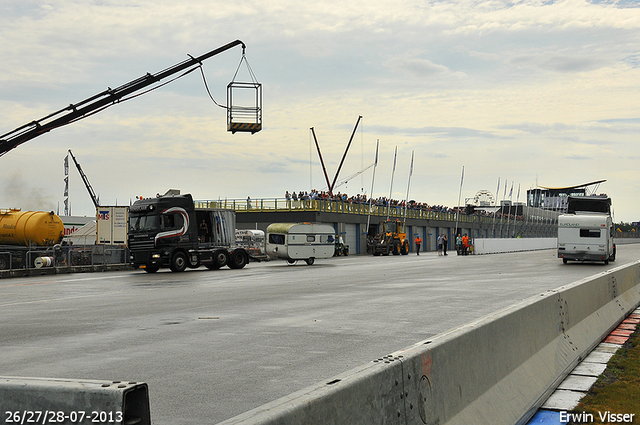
[462,234,470,256]
[415,235,422,255]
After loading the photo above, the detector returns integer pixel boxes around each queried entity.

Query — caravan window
[269,234,285,245]
[580,229,601,238]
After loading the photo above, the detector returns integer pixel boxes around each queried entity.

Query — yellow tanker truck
[0,209,65,270]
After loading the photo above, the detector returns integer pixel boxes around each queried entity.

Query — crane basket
[227,81,262,134]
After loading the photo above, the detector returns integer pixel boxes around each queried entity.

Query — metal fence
[0,245,128,271]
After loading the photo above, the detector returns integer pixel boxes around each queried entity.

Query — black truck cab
[128,194,248,273]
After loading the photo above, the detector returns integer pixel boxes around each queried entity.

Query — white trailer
[266,223,336,265]
[557,214,616,264]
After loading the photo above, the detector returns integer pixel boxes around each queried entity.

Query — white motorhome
[557,196,616,264]
[266,223,336,265]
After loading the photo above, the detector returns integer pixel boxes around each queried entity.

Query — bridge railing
[194,198,496,224]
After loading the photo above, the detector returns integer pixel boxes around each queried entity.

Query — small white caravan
[266,223,336,265]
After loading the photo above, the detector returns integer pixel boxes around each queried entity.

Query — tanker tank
[0,209,65,246]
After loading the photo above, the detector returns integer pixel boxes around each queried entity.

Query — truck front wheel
[170,251,188,272]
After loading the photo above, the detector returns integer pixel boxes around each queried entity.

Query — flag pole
[499,179,507,237]
[403,150,414,223]
[366,139,379,234]
[513,183,520,237]
[506,182,513,237]
[455,166,464,235]
[492,177,500,237]
[386,146,397,222]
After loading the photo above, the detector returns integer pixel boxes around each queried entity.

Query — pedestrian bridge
[196,197,559,254]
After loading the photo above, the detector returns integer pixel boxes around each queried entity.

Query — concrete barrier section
[473,238,557,255]
[218,261,640,425]
[0,377,151,425]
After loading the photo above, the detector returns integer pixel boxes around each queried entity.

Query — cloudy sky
[1,0,639,223]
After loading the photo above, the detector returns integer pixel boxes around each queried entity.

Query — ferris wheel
[471,190,495,206]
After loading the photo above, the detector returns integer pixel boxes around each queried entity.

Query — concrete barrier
[218,260,640,425]
[0,377,150,425]
[473,238,557,254]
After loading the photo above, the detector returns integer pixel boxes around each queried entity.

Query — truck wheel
[392,241,400,255]
[229,249,248,269]
[170,251,187,272]
[401,240,409,255]
[206,249,228,270]
[305,258,315,265]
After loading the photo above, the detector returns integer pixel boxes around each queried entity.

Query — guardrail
[218,260,640,425]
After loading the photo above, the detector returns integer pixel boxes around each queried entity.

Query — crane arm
[0,40,246,157]
[67,149,99,209]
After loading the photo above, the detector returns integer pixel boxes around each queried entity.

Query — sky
[0,0,639,223]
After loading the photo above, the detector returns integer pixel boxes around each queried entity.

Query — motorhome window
[580,229,601,238]
[130,214,158,231]
[269,234,285,245]
[307,235,316,242]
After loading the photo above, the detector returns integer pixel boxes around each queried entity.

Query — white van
[266,223,336,265]
[557,214,616,264]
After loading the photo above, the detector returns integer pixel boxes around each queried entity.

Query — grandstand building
[526,180,606,213]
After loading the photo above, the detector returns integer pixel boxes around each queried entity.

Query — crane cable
[196,65,226,109]
[198,52,259,110]
[231,53,259,84]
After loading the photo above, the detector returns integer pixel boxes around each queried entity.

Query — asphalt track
[2,243,639,425]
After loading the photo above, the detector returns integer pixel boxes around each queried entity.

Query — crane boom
[0,40,246,157]
[67,149,99,209]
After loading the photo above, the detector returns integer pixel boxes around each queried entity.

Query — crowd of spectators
[282,189,529,221]
[285,190,469,215]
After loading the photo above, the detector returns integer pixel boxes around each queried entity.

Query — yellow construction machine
[369,220,410,256]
